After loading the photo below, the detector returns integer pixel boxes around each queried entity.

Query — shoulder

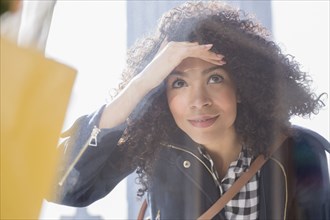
[290,125,330,154]
[287,125,329,185]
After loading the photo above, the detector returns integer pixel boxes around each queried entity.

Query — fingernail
[204,44,213,48]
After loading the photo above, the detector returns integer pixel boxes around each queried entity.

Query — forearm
[99,58,174,129]
[99,75,152,129]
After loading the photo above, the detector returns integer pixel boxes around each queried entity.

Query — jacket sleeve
[52,105,135,207]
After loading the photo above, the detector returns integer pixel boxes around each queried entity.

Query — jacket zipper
[59,126,101,186]
[270,157,288,220]
[161,142,220,188]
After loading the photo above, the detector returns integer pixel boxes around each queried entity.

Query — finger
[189,43,213,50]
[207,53,225,62]
[202,44,214,49]
[203,58,227,65]
[190,45,224,60]
[185,43,227,66]
[200,51,226,65]
[185,42,200,46]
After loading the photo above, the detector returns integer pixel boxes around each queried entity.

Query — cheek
[220,87,237,103]
[225,93,238,110]
[213,88,238,112]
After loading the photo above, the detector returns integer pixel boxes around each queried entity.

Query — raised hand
[138,41,226,90]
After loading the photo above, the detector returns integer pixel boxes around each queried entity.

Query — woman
[54,1,330,219]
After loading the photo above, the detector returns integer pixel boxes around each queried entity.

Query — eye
[208,74,224,84]
[172,79,187,88]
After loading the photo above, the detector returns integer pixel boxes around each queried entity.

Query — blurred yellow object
[0,37,76,219]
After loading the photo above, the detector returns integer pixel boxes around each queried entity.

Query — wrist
[131,71,159,94]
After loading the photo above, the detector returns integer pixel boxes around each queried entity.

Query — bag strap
[197,134,287,220]
[137,199,148,220]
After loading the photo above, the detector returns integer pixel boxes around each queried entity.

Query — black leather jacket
[55,107,330,220]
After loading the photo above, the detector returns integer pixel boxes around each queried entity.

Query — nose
[189,86,212,109]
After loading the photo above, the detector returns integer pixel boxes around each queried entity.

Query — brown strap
[137,199,148,220]
[197,154,267,220]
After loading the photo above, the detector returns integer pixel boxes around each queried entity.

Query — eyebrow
[170,66,224,77]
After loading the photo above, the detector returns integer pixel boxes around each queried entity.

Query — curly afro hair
[112,1,326,197]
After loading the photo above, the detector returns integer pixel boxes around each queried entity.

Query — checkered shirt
[222,148,259,219]
[198,147,259,220]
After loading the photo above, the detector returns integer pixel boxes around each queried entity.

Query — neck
[203,129,242,178]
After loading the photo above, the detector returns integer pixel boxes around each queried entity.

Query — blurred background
[1,1,328,219]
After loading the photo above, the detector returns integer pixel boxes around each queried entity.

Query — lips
[188,115,219,128]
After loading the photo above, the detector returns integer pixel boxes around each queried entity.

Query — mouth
[188,115,219,128]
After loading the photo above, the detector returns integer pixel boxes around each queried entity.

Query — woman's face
[166,58,238,146]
